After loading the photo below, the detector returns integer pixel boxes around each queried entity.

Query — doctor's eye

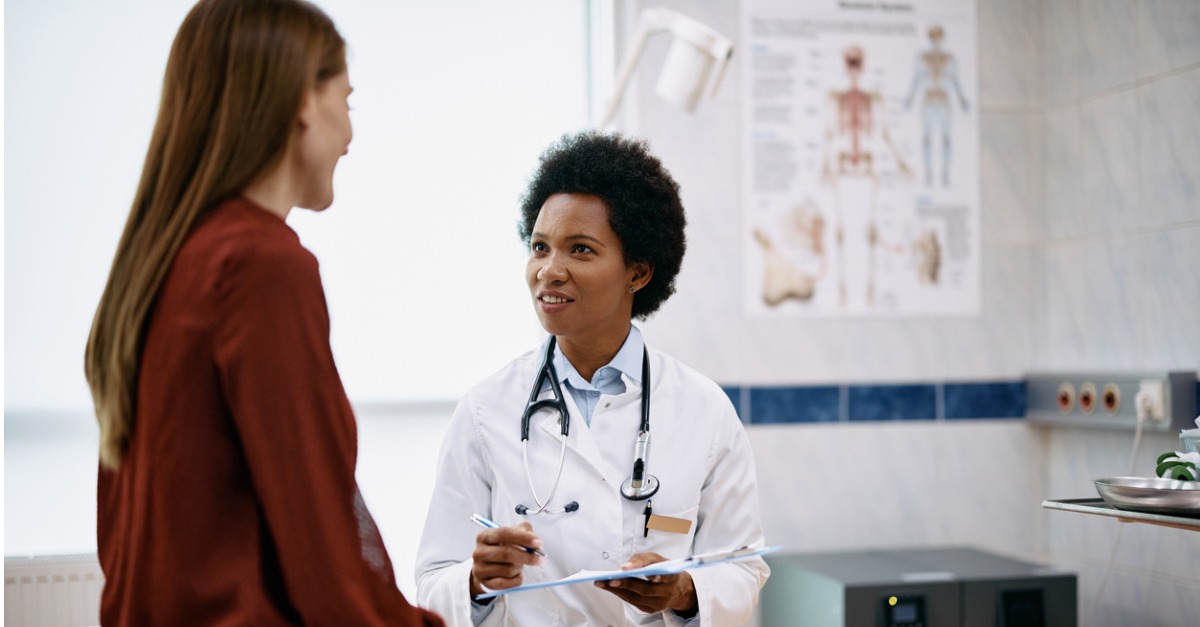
[571,244,593,254]
[530,241,548,253]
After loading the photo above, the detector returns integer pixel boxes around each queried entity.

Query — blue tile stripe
[722,379,1029,425]
[944,381,1026,420]
[748,386,840,424]
[848,384,937,421]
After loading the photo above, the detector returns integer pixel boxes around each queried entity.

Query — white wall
[619,1,1199,626]
[1031,0,1200,624]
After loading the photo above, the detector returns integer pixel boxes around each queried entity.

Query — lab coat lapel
[536,390,612,483]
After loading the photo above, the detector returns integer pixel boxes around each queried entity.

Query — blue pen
[470,513,546,557]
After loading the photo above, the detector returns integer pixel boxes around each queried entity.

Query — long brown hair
[85,0,345,469]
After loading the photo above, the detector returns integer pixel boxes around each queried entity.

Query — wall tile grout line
[1041,61,1200,113]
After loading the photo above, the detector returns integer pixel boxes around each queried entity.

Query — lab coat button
[602,551,610,559]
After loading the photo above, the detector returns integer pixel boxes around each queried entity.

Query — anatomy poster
[741,0,979,317]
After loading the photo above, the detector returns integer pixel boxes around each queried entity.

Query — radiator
[4,554,103,627]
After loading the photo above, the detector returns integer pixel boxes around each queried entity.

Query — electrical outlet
[1136,380,1167,423]
[1056,381,1074,414]
[1079,382,1097,414]
[1027,371,1196,431]
[1102,383,1121,415]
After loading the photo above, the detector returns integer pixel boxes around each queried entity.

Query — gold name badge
[646,514,693,535]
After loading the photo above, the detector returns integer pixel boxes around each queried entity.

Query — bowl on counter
[1094,476,1200,517]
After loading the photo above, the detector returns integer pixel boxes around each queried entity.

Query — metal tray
[1094,476,1200,516]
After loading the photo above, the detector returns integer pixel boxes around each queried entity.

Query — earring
[628,286,636,294]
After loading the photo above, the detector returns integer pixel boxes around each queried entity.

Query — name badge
[646,514,692,535]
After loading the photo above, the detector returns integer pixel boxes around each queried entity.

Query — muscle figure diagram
[905,25,968,187]
[820,44,911,309]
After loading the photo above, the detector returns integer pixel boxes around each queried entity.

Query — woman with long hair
[84,1,443,624]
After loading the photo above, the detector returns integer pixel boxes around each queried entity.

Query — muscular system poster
[741,0,980,317]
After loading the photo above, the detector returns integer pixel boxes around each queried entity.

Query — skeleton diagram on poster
[742,0,979,317]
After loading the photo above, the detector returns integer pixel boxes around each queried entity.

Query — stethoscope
[515,336,659,516]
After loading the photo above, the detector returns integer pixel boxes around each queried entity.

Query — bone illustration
[754,229,817,306]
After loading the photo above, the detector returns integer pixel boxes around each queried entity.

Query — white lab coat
[416,343,769,626]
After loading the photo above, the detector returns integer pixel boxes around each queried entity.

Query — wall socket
[1136,380,1167,423]
[1027,371,1196,431]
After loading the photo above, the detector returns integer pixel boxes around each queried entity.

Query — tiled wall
[724,381,1026,424]
[624,0,1047,613]
[1032,0,1200,625]
[627,0,1199,625]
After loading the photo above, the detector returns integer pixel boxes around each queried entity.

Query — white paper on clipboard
[475,545,782,600]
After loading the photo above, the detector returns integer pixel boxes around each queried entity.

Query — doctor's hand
[469,521,543,599]
[594,552,698,618]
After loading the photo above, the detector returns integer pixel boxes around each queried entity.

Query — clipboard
[475,545,782,600]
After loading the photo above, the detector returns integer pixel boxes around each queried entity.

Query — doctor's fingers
[601,575,675,598]
[472,549,536,589]
[474,568,526,592]
[620,551,667,569]
[593,580,673,614]
[477,524,541,550]
[474,543,542,567]
[473,538,542,569]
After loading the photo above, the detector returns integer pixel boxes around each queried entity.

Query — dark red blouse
[98,197,443,626]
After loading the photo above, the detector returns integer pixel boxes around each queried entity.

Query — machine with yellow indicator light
[759,547,1076,626]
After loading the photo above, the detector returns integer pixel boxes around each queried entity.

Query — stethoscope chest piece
[620,473,659,500]
[619,429,659,500]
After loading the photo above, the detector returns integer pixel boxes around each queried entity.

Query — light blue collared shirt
[554,326,644,426]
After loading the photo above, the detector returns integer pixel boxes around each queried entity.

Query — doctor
[416,131,768,626]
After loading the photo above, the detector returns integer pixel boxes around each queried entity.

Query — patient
[83,1,443,624]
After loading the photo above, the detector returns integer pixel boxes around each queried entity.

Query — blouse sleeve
[213,238,443,626]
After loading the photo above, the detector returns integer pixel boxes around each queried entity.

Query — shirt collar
[553,325,644,389]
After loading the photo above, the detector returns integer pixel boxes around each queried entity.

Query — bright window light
[4,0,590,412]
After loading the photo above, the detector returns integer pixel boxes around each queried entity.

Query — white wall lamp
[597,7,734,129]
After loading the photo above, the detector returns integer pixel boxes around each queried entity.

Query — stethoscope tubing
[517,336,659,516]
[520,428,568,515]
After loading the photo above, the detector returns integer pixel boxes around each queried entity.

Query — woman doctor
[416,132,769,626]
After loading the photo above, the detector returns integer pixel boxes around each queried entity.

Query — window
[6,0,589,413]
[4,0,592,572]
